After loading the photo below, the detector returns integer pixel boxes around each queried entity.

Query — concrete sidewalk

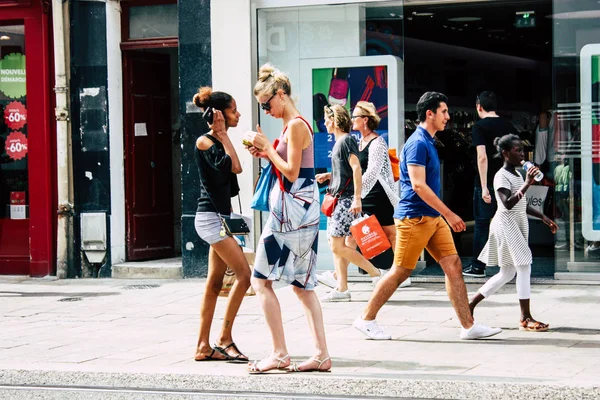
[0,276,599,399]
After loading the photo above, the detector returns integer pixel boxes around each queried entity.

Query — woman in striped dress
[469,134,557,332]
[245,64,331,373]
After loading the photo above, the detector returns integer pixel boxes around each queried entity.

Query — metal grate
[122,284,160,290]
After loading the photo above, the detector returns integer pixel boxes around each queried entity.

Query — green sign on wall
[0,53,26,99]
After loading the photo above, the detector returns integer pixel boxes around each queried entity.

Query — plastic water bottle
[521,161,544,182]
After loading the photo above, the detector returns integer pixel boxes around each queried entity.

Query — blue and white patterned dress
[253,117,320,290]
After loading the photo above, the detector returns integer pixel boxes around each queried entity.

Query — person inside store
[316,104,383,303]
[317,101,409,291]
[553,157,571,250]
[245,64,331,373]
[192,87,251,362]
[469,134,558,332]
[533,110,554,175]
[353,91,502,341]
[463,91,518,278]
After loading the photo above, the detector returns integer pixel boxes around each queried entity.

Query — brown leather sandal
[519,318,549,332]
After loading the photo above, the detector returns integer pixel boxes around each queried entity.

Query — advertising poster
[311,66,390,171]
[299,56,403,271]
[580,45,600,240]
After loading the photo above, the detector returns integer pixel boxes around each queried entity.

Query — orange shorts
[393,216,458,270]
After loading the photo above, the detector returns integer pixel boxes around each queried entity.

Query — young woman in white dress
[469,134,558,332]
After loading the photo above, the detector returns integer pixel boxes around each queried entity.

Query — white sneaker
[399,277,412,288]
[320,289,351,302]
[317,270,338,289]
[353,317,392,340]
[371,275,381,288]
[460,322,502,340]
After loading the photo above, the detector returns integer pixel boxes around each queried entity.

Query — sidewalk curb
[1,369,598,399]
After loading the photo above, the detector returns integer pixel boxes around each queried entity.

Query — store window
[552,0,600,274]
[257,1,561,275]
[129,4,178,39]
[0,24,28,220]
[257,2,404,271]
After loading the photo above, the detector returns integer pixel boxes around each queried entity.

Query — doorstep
[112,257,183,279]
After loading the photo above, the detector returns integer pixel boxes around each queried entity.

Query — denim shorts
[194,212,229,245]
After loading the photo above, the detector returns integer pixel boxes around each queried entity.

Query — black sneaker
[462,264,486,278]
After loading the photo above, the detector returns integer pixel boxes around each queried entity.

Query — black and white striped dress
[478,168,532,268]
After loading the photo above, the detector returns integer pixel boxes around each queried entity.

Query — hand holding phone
[202,107,214,125]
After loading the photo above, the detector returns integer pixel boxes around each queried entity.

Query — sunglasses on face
[260,93,276,111]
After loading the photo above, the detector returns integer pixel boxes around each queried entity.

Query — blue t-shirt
[394,126,441,219]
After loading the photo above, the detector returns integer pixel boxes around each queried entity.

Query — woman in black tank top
[191,87,251,363]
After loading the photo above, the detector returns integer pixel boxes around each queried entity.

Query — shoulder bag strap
[336,178,352,198]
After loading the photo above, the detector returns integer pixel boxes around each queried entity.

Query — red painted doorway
[0,5,54,276]
[123,51,175,260]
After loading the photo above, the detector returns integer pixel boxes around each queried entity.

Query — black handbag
[199,169,250,237]
[220,214,250,236]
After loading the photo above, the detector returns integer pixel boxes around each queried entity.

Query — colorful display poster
[299,56,403,238]
[311,66,390,169]
[579,44,600,240]
[0,53,26,99]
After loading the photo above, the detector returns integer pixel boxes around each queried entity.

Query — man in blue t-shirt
[354,92,502,341]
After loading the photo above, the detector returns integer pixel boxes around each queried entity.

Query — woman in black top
[316,105,382,303]
[192,87,250,363]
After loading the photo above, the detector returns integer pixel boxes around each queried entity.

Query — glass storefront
[0,23,29,272]
[552,0,600,276]
[254,0,600,277]
[257,3,404,271]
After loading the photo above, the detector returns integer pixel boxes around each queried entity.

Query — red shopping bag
[349,215,391,259]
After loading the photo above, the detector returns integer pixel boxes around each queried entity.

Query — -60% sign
[3,101,27,130]
[5,131,28,160]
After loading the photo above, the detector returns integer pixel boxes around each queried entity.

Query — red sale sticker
[10,191,26,205]
[5,131,28,160]
[3,101,27,130]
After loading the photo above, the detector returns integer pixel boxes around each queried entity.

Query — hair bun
[493,137,501,146]
[193,86,213,108]
[258,64,276,82]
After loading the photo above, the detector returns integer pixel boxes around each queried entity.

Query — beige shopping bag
[219,252,256,297]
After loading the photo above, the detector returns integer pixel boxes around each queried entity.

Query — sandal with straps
[247,354,290,374]
[520,318,549,332]
[213,342,249,364]
[287,356,331,373]
[194,347,227,362]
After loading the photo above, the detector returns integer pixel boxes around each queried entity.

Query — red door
[124,52,174,260]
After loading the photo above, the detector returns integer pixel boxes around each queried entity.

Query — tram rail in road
[0,384,441,400]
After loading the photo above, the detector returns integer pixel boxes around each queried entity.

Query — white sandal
[287,356,331,373]
[247,354,290,374]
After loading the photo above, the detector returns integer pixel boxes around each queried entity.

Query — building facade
[2,0,598,280]
[0,0,55,276]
